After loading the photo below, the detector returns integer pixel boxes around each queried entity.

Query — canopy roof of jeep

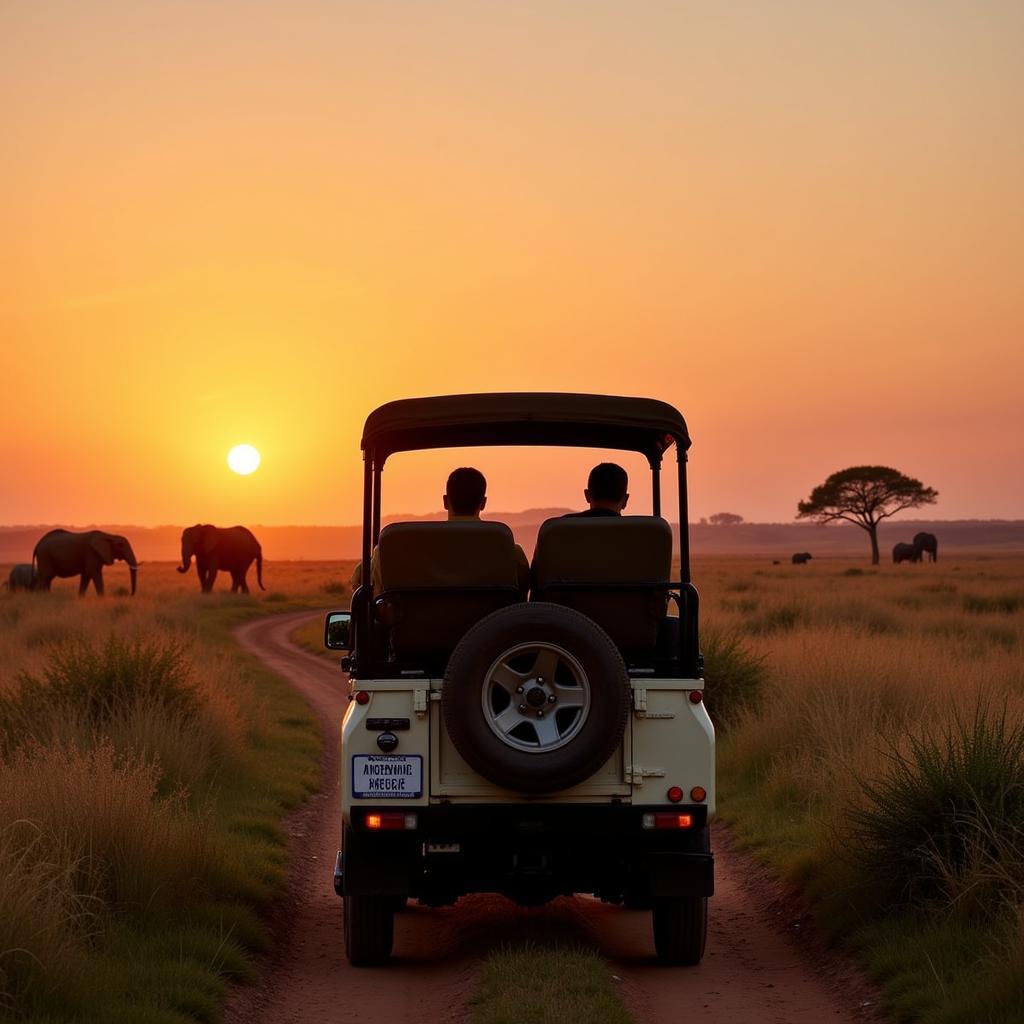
[362,393,690,464]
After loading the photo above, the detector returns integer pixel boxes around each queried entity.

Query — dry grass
[0,570,325,1021]
[703,554,1024,1023]
[3,552,1021,1022]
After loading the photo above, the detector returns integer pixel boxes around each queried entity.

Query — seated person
[565,462,629,518]
[352,467,530,596]
[534,464,671,655]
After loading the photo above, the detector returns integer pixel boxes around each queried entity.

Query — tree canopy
[797,466,938,563]
[708,512,744,526]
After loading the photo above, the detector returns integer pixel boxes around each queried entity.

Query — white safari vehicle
[325,393,714,966]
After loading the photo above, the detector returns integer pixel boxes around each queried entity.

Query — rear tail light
[354,690,371,705]
[365,812,417,831]
[642,813,694,830]
[666,786,684,803]
[688,690,703,704]
[690,786,707,802]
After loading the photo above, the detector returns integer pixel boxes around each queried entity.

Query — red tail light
[666,786,684,803]
[642,813,694,830]
[688,690,703,704]
[354,690,370,705]
[364,812,417,831]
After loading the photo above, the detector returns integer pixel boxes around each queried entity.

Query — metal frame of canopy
[353,392,696,677]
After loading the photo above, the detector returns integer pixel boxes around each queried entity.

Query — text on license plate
[352,755,422,799]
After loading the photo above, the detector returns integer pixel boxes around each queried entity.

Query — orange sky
[3,2,1022,526]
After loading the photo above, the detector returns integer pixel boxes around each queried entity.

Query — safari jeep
[326,393,714,966]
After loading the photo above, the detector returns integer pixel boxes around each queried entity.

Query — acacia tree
[797,466,938,565]
[709,512,744,526]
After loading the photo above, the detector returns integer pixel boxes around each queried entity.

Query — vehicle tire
[343,894,394,966]
[443,603,630,794]
[652,895,707,965]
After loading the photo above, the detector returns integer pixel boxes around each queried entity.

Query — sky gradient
[3,1,1022,526]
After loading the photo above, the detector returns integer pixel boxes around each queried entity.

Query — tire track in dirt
[227,611,880,1024]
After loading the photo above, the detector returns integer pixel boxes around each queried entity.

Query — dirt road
[228,611,876,1024]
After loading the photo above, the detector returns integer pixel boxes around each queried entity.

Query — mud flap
[342,825,415,897]
[646,852,715,898]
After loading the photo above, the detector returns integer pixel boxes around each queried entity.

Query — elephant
[893,542,921,564]
[914,531,938,562]
[33,529,138,595]
[178,524,265,594]
[6,563,37,592]
[791,552,813,565]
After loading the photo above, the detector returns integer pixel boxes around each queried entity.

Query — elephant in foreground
[178,524,265,593]
[893,542,920,564]
[6,564,37,592]
[33,530,139,595]
[914,531,938,562]
[792,552,813,565]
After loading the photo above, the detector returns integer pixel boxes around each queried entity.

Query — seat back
[531,516,673,653]
[377,521,522,658]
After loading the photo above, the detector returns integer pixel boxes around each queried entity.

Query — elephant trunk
[178,549,192,574]
[122,541,139,595]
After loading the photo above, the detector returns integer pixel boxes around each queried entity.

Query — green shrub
[745,603,802,635]
[2,636,200,733]
[963,593,1023,615]
[848,702,1024,914]
[700,628,765,729]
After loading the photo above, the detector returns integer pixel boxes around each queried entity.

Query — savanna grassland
[3,554,1023,1024]
[699,553,1024,1024]
[0,562,348,1023]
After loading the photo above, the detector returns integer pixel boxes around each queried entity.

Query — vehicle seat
[531,516,673,654]
[376,521,523,659]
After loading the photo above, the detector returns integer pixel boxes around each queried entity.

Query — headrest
[532,516,672,586]
[377,521,520,589]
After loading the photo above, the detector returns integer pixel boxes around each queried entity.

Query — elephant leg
[206,568,218,592]
[94,570,104,596]
[239,574,249,594]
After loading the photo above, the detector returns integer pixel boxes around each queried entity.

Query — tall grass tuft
[4,635,200,729]
[847,702,1024,913]
[0,823,89,1015]
[700,628,765,729]
[0,742,224,915]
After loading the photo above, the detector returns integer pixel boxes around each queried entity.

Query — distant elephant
[893,542,920,564]
[791,552,812,565]
[33,529,138,595]
[178,524,265,594]
[913,531,938,563]
[6,564,37,592]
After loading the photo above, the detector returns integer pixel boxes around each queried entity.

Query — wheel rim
[481,641,591,753]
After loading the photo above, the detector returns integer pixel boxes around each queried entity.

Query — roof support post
[677,449,690,584]
[651,457,662,518]
[360,452,375,673]
[372,464,382,546]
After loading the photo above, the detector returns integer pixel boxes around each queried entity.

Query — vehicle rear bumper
[339,803,713,905]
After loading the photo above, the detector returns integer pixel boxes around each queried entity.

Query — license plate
[352,755,423,799]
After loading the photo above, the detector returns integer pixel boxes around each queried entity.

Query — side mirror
[325,611,352,651]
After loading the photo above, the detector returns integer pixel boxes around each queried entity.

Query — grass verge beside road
[469,945,632,1024]
[705,556,1024,1024]
[0,571,328,1023]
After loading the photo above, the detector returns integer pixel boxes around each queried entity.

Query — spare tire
[442,603,630,794]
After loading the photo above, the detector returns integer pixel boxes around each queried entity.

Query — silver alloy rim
[481,641,591,753]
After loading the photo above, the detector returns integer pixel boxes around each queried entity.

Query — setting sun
[227,444,261,476]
